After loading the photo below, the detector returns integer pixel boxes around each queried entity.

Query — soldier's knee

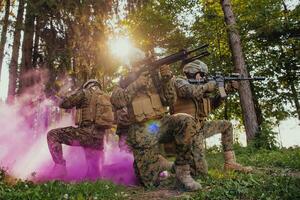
[173,113,195,126]
[222,120,232,129]
[47,129,58,142]
[227,122,233,130]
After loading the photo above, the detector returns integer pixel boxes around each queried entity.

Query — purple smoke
[0,70,137,185]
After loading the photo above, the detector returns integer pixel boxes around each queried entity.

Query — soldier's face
[195,73,202,80]
[195,72,206,80]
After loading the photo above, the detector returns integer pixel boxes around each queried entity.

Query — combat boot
[224,151,253,173]
[50,163,67,180]
[175,165,202,191]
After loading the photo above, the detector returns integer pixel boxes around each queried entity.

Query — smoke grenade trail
[0,69,137,185]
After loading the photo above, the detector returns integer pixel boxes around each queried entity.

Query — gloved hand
[204,80,216,92]
[226,80,239,92]
[160,65,172,80]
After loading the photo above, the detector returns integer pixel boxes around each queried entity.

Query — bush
[250,122,279,150]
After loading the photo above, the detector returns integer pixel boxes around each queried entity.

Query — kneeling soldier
[172,60,252,176]
[47,79,114,179]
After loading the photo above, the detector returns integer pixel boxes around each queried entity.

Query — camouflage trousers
[189,120,233,177]
[127,113,199,188]
[116,126,130,152]
[47,124,105,166]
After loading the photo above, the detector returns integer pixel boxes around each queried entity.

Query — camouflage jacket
[110,71,177,123]
[173,77,224,119]
[59,89,86,109]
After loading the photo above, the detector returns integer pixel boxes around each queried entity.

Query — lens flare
[109,36,134,61]
[146,120,161,135]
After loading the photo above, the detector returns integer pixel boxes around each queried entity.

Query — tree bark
[220,0,259,143]
[0,0,10,81]
[32,16,41,68]
[19,0,36,93]
[7,0,25,103]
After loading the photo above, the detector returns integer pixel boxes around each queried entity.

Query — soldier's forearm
[162,79,177,104]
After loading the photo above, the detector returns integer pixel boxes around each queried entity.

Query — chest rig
[129,76,167,123]
[75,89,114,127]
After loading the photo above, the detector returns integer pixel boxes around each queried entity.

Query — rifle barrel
[187,44,209,54]
[182,51,210,64]
[224,77,266,81]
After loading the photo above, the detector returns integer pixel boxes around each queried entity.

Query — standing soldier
[173,60,252,176]
[110,51,203,191]
[47,79,114,179]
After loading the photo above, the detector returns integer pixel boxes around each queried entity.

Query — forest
[0,0,299,199]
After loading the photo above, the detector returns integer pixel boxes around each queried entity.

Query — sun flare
[108,36,135,62]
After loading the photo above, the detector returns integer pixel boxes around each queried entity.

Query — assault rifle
[119,44,210,88]
[188,73,265,98]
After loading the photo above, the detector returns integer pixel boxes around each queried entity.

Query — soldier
[172,60,252,177]
[47,79,114,179]
[110,53,203,191]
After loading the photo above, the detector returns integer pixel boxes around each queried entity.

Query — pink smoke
[0,69,137,185]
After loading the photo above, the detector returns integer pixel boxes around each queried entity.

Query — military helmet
[183,60,208,75]
[82,79,101,89]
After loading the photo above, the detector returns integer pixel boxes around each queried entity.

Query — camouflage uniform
[173,60,252,176]
[111,68,200,190]
[47,80,113,178]
[115,107,131,152]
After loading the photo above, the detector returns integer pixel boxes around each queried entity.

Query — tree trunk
[32,15,41,68]
[250,81,264,126]
[220,0,259,143]
[19,0,36,93]
[7,0,25,103]
[0,0,10,81]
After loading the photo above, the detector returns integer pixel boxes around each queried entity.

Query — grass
[1,146,300,200]
[0,175,128,200]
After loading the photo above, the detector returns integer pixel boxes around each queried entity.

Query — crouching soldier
[47,79,114,180]
[173,60,252,177]
[111,50,204,191]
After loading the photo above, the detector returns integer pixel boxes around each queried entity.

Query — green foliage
[237,147,300,170]
[250,122,280,150]
[194,172,300,200]
[197,147,300,200]
[0,178,127,200]
[1,147,300,199]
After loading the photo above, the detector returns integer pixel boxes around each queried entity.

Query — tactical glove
[203,81,216,92]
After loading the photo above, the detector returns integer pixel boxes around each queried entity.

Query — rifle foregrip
[219,86,227,98]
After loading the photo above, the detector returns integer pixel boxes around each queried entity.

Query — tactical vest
[129,81,167,123]
[75,89,114,127]
[172,96,211,120]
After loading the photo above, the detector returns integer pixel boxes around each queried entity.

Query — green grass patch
[0,174,128,200]
[1,147,300,200]
[192,171,300,200]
